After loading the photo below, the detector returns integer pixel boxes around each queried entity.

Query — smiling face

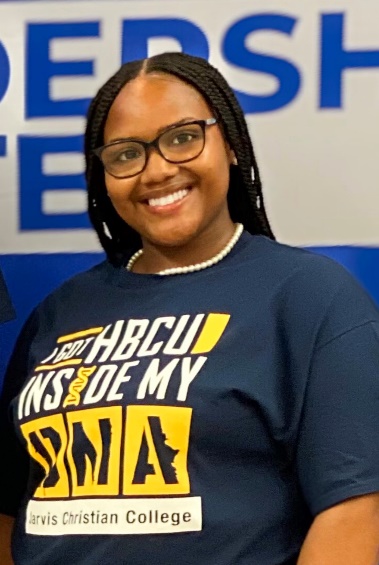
[103,72,235,257]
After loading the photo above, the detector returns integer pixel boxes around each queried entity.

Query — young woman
[1,52,379,565]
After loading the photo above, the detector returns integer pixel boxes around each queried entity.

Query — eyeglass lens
[101,122,205,178]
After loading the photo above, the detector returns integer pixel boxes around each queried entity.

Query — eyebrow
[107,117,198,144]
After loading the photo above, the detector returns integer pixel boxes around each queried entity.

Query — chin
[144,223,202,249]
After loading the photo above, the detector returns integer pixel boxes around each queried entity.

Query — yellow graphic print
[191,313,230,354]
[63,366,96,407]
[123,406,192,496]
[34,326,104,370]
[21,406,192,500]
[66,406,123,497]
[21,414,70,499]
[35,359,83,371]
[57,327,104,343]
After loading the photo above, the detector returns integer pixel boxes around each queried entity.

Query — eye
[165,125,203,147]
[117,147,143,161]
[171,132,198,145]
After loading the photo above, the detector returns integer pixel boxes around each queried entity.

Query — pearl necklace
[126,223,244,276]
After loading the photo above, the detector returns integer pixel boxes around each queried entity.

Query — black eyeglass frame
[93,117,218,179]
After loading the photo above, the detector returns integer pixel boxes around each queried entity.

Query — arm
[298,493,379,565]
[0,514,15,565]
[294,318,379,565]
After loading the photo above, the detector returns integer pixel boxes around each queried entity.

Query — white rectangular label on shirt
[26,497,202,536]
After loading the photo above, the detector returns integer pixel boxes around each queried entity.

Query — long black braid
[85,52,274,265]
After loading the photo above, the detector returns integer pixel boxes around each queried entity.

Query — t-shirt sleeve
[295,264,379,516]
[0,269,15,324]
[0,312,38,516]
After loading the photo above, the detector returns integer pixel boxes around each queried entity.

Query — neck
[132,219,236,274]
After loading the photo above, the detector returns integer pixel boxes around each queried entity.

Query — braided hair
[85,52,274,265]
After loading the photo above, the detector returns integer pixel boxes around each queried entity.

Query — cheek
[198,156,231,196]
[198,141,231,190]
[105,178,140,227]
[105,177,134,208]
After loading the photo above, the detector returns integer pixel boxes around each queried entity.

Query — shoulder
[244,235,369,298]
[248,235,348,277]
[47,259,110,297]
[31,259,114,319]
[241,236,379,344]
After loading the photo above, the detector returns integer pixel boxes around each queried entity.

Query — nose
[139,147,179,185]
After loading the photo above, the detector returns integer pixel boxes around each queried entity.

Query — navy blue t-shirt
[1,233,379,565]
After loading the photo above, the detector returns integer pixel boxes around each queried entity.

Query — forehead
[103,73,212,141]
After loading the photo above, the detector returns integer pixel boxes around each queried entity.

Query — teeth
[148,188,189,208]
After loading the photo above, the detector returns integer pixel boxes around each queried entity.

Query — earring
[103,222,112,239]
[232,156,238,166]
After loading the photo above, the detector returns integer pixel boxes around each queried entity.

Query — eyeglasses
[93,118,217,179]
